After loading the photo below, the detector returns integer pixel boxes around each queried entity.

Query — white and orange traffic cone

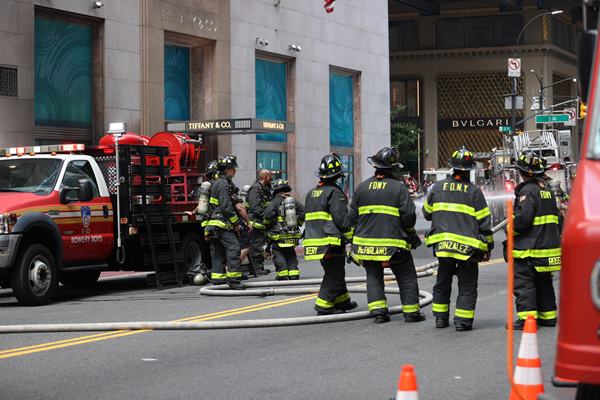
[510,315,544,400]
[396,364,419,400]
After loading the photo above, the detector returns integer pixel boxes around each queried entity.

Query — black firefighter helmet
[316,153,345,180]
[272,179,292,195]
[205,160,218,175]
[217,154,238,170]
[448,147,476,171]
[516,151,546,176]
[367,147,404,169]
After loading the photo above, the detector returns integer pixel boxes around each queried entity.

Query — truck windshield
[0,159,62,195]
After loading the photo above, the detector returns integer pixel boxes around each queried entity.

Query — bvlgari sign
[438,117,510,130]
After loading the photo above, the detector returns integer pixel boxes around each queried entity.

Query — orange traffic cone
[396,364,419,400]
[510,315,544,400]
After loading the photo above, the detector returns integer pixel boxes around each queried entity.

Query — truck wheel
[181,233,203,272]
[59,270,101,287]
[10,244,57,306]
[576,384,600,400]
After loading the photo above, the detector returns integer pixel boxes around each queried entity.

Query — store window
[256,151,287,179]
[437,15,522,49]
[34,16,93,129]
[164,45,190,121]
[390,79,420,118]
[339,154,354,198]
[256,59,287,142]
[552,18,574,52]
[389,20,418,52]
[329,73,354,148]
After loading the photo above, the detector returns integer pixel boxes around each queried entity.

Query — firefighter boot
[538,318,557,327]
[226,280,244,290]
[455,322,473,332]
[404,312,426,323]
[315,306,345,316]
[374,311,391,323]
[334,300,358,311]
[436,317,450,328]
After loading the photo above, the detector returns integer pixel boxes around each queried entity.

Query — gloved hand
[482,251,491,262]
[408,232,422,249]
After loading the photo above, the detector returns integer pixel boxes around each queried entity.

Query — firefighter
[303,153,357,315]
[423,147,493,332]
[205,155,244,290]
[247,170,273,276]
[263,179,305,280]
[347,147,425,323]
[511,151,561,329]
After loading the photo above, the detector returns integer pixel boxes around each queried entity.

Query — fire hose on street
[0,220,507,334]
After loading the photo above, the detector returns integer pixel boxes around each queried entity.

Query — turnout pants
[250,229,267,271]
[432,257,478,325]
[315,247,351,311]
[363,251,421,316]
[272,243,299,279]
[209,229,242,283]
[513,258,557,322]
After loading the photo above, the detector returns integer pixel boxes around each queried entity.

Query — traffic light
[580,101,587,119]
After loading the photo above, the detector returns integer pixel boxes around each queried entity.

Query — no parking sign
[508,58,521,78]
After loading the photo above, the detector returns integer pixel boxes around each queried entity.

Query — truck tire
[59,270,101,287]
[181,233,204,272]
[576,384,600,400]
[10,244,57,306]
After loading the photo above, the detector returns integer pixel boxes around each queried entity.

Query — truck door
[59,159,114,263]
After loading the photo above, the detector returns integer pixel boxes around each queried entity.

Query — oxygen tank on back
[197,181,212,216]
[283,196,297,229]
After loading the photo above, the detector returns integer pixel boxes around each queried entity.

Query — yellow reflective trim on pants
[535,265,561,272]
[315,297,334,308]
[475,207,491,220]
[335,292,350,304]
[426,232,488,251]
[455,308,475,319]
[423,200,433,213]
[211,273,226,279]
[432,303,449,313]
[368,300,388,311]
[358,205,400,217]
[276,270,289,277]
[353,236,409,248]
[533,215,559,225]
[517,311,538,320]
[513,248,561,258]
[434,251,472,261]
[206,220,231,229]
[302,237,341,247]
[431,202,476,217]
[305,212,333,221]
[343,228,354,240]
[538,310,557,320]
[403,304,420,313]
[226,272,242,278]
[201,220,208,227]
[228,215,239,224]
[288,270,300,277]
[209,197,219,205]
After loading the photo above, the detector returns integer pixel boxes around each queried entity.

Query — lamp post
[529,69,576,114]
[511,10,563,135]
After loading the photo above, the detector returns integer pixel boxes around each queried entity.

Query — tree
[390,108,422,175]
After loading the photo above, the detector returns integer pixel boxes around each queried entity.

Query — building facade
[388,0,579,171]
[0,0,390,197]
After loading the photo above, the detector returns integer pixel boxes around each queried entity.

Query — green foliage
[390,109,422,173]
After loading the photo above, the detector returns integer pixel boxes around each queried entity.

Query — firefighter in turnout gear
[205,155,244,290]
[264,179,305,280]
[347,147,425,323]
[511,151,561,330]
[247,170,273,276]
[303,153,357,315]
[423,147,493,332]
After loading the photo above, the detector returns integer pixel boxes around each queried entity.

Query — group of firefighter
[200,145,562,331]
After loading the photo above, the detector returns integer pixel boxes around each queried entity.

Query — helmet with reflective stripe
[367,147,403,169]
[516,151,545,175]
[448,146,475,171]
[217,154,238,170]
[272,179,292,195]
[205,160,218,175]
[316,153,345,179]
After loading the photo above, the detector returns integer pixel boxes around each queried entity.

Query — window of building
[256,151,287,179]
[256,59,287,142]
[437,15,522,49]
[552,18,574,52]
[390,79,420,118]
[34,16,93,129]
[339,154,354,198]
[330,72,354,147]
[389,20,418,52]
[164,44,191,121]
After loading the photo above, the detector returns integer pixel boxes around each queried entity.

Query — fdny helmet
[367,147,403,169]
[272,179,292,195]
[217,154,238,170]
[448,146,476,171]
[516,151,546,176]
[316,153,345,179]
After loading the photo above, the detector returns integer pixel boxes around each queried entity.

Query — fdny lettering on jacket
[311,190,323,198]
[442,182,469,193]
[540,190,552,200]
[368,181,387,190]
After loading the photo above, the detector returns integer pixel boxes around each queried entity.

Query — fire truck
[0,118,292,306]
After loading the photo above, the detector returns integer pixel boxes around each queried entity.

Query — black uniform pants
[514,259,557,321]
[432,257,478,324]
[250,229,267,271]
[272,243,299,279]
[363,251,420,316]
[315,247,350,310]
[209,229,242,283]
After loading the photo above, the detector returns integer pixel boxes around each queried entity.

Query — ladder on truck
[512,130,559,160]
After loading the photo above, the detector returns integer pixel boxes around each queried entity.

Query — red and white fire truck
[0,119,291,306]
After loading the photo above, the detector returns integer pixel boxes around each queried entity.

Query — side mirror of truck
[59,186,77,204]
[578,30,597,103]
[77,179,94,202]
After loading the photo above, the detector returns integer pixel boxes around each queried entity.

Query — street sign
[535,114,569,123]
[563,107,577,126]
[508,58,521,77]
[499,126,513,133]
[504,96,523,110]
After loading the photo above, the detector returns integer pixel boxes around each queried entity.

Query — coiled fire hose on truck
[0,220,507,334]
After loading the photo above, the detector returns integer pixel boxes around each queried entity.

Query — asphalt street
[0,231,576,400]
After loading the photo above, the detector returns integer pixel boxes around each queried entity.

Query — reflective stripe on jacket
[347,175,416,261]
[513,180,561,272]
[248,180,272,230]
[423,176,493,261]
[206,176,239,231]
[302,183,352,260]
